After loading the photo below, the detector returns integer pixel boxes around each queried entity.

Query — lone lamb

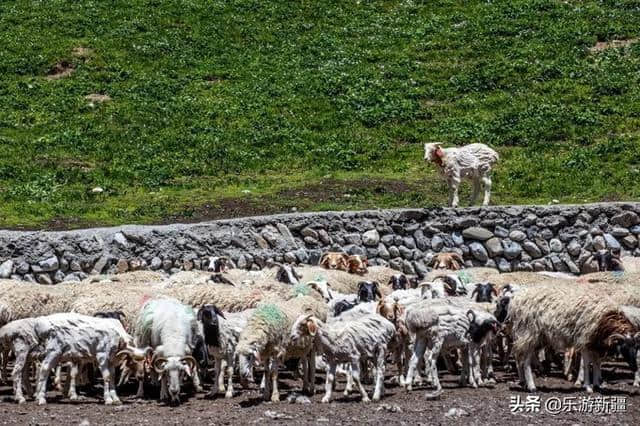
[424,142,499,207]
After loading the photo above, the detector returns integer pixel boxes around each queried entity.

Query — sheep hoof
[633,381,639,388]
[69,393,79,401]
[225,391,233,399]
[270,393,280,403]
[104,399,114,405]
[17,397,26,405]
[321,396,330,403]
[586,387,594,394]
[37,398,47,406]
[361,397,371,403]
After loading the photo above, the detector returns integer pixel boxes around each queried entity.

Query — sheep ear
[214,307,226,319]
[319,254,328,266]
[434,144,444,158]
[306,318,317,336]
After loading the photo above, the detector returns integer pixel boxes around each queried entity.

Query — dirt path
[0,368,637,425]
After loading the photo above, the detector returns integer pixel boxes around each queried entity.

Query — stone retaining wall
[1,203,639,283]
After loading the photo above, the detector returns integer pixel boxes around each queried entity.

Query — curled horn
[152,354,168,374]
[115,349,133,363]
[608,333,627,344]
[466,309,476,323]
[181,355,198,373]
[471,284,480,300]
[214,305,226,319]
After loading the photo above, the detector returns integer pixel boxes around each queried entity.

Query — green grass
[1,0,640,229]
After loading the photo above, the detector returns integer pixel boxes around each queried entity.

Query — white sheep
[133,297,202,403]
[236,296,327,401]
[32,313,133,405]
[424,142,499,207]
[291,313,396,403]
[402,300,498,394]
[0,318,42,404]
[197,305,255,398]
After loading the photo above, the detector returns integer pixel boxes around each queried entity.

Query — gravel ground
[0,366,637,425]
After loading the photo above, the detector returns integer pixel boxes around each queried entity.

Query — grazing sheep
[236,296,327,401]
[0,318,42,404]
[508,284,640,392]
[133,298,202,403]
[298,265,396,296]
[424,142,499,207]
[115,346,154,398]
[402,301,498,393]
[291,313,396,403]
[33,313,133,405]
[196,305,254,398]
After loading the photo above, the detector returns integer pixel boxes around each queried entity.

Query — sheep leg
[471,177,480,205]
[54,365,64,392]
[448,175,461,208]
[96,354,116,405]
[301,356,309,395]
[192,363,203,393]
[225,355,234,398]
[1,349,9,384]
[522,352,536,392]
[160,376,168,401]
[108,364,120,404]
[343,364,354,395]
[575,355,584,387]
[403,337,427,391]
[12,348,29,404]
[269,358,280,402]
[321,363,336,403]
[350,360,370,403]
[136,376,145,399]
[372,349,386,401]
[307,350,316,395]
[262,361,271,401]
[429,340,443,392]
[592,356,603,389]
[481,174,492,206]
[35,351,61,406]
[68,363,79,400]
[582,350,594,393]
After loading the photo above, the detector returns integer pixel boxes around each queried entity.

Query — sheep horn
[115,349,133,363]
[608,333,627,344]
[181,355,198,373]
[152,355,168,374]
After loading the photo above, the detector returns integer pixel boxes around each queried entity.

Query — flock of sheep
[0,251,639,407]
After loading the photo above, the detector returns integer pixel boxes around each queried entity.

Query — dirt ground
[0,365,637,425]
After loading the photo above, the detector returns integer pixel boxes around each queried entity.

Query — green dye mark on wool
[457,271,472,285]
[293,283,310,296]
[314,275,327,282]
[255,303,287,326]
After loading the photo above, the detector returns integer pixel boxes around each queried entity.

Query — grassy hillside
[1,0,640,229]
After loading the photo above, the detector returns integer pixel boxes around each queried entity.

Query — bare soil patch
[86,93,112,103]
[45,61,74,80]
[0,366,637,425]
[590,38,639,52]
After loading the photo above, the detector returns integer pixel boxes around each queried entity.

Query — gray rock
[611,227,630,237]
[535,238,550,255]
[631,225,640,235]
[150,257,162,270]
[540,228,554,240]
[403,236,416,249]
[414,261,429,278]
[399,246,413,260]
[70,260,82,272]
[362,229,380,247]
[564,257,580,274]
[469,242,489,262]
[431,236,444,251]
[549,238,563,253]
[593,235,606,250]
[523,241,542,258]
[317,229,331,245]
[344,233,362,245]
[283,252,297,264]
[494,226,509,238]
[381,234,395,246]
[0,260,14,278]
[567,240,581,257]
[484,238,503,257]
[15,260,30,275]
[116,259,129,273]
[622,235,638,249]
[276,223,296,247]
[611,211,639,227]
[23,274,36,283]
[162,259,174,271]
[550,255,567,272]
[581,258,598,274]
[389,258,403,271]
[402,260,415,275]
[53,270,66,283]
[532,260,545,272]
[303,236,319,246]
[451,232,464,246]
[377,244,390,260]
[39,256,59,272]
[497,258,511,272]
[347,245,366,256]
[388,246,400,258]
[502,240,522,260]
[301,227,318,240]
[462,227,493,241]
[295,248,309,264]
[112,232,128,249]
[604,233,621,250]
[509,230,526,242]
[37,273,53,285]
